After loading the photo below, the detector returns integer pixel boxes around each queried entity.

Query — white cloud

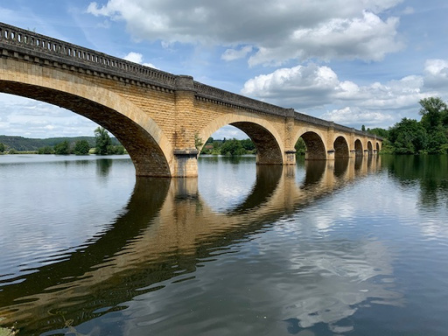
[221,46,253,61]
[322,107,394,126]
[242,64,339,103]
[123,51,144,64]
[249,11,403,66]
[87,0,404,65]
[402,6,415,15]
[0,93,99,138]
[241,61,448,128]
[123,52,157,69]
[424,59,448,89]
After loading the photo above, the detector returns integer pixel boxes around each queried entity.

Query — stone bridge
[0,22,381,177]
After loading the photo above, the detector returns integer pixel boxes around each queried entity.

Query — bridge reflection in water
[0,156,398,334]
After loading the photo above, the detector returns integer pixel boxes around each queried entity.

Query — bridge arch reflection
[0,156,388,334]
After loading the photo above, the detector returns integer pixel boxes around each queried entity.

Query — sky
[0,0,447,139]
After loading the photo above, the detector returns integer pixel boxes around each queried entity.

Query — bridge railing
[0,22,177,88]
[193,83,379,139]
[194,81,290,117]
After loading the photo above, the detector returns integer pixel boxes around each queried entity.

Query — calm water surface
[0,154,448,335]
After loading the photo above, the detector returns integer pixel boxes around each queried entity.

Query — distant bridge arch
[334,136,350,158]
[295,131,327,160]
[354,139,363,155]
[367,141,373,155]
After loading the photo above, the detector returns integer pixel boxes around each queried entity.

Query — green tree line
[1,127,125,155]
[365,97,448,154]
[201,137,256,156]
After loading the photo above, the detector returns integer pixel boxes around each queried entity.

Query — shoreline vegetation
[0,127,125,156]
[1,97,447,156]
[361,97,448,155]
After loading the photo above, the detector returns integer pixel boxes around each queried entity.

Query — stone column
[174,75,199,177]
[284,108,297,165]
[373,135,378,155]
[363,134,369,156]
[349,128,356,157]
[326,121,335,160]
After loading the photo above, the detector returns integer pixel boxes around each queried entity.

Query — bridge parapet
[194,81,290,117]
[0,22,177,89]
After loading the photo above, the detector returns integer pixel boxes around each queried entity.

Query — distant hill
[0,135,120,151]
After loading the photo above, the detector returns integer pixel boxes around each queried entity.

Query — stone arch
[333,135,350,158]
[0,62,174,177]
[367,141,373,155]
[354,139,363,156]
[376,142,380,153]
[198,112,284,164]
[296,131,327,160]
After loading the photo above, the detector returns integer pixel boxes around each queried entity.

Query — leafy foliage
[295,137,307,155]
[94,127,112,155]
[220,139,246,156]
[201,138,256,155]
[388,118,427,154]
[74,140,90,155]
[37,146,54,154]
[0,135,120,152]
[0,142,5,153]
[240,139,255,152]
[386,97,448,154]
[54,141,70,155]
[419,97,448,130]
[366,127,389,138]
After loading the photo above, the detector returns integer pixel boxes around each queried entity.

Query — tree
[220,138,245,156]
[241,139,255,152]
[113,145,125,155]
[54,141,70,155]
[74,140,90,155]
[295,137,307,155]
[419,97,448,131]
[37,146,54,154]
[367,127,389,138]
[427,126,448,154]
[388,118,428,154]
[94,127,112,155]
[361,125,366,132]
[0,142,5,153]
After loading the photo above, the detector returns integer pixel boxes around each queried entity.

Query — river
[0,154,447,335]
